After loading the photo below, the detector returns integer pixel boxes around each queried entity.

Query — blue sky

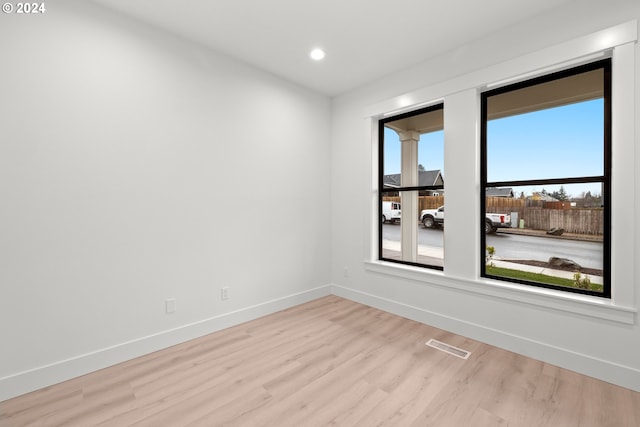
[384,99,604,198]
[383,128,445,175]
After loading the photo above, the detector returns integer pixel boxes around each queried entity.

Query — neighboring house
[383,169,444,196]
[485,187,515,198]
[529,191,559,202]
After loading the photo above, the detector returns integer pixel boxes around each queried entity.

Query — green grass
[485,265,603,293]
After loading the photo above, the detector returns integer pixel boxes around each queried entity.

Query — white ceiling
[89,0,574,97]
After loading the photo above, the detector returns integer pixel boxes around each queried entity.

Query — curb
[496,228,603,243]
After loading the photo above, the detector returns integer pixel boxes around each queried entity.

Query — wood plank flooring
[2,295,639,426]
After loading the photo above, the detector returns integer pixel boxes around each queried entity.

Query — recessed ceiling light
[309,48,326,61]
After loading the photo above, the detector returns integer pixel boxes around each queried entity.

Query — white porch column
[399,131,419,262]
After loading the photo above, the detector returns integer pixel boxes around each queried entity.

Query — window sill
[364,260,636,325]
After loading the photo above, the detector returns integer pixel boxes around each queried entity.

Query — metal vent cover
[426,339,471,359]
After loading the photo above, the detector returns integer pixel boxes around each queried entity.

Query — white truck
[382,201,402,224]
[420,206,511,233]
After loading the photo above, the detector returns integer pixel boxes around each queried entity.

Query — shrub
[573,272,591,289]
[486,246,495,267]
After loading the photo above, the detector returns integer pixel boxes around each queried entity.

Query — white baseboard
[331,284,640,392]
[0,285,332,402]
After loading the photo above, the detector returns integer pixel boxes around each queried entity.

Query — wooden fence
[382,195,444,212]
[522,208,604,235]
[484,197,603,235]
[383,196,603,235]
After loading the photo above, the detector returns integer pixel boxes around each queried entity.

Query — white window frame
[365,20,637,325]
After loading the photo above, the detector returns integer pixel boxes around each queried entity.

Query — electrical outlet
[221,287,230,300]
[165,298,176,314]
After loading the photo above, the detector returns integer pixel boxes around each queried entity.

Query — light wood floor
[2,295,639,426]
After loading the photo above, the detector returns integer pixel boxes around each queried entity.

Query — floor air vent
[426,339,471,359]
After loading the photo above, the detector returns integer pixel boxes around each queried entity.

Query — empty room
[1,0,639,425]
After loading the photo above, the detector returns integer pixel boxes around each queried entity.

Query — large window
[481,60,611,297]
[379,104,444,269]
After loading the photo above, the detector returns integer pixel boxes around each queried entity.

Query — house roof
[530,192,559,202]
[485,187,514,197]
[383,170,443,188]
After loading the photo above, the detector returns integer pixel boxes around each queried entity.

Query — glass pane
[418,195,444,268]
[418,129,444,187]
[383,128,402,189]
[381,196,403,261]
[486,68,604,182]
[383,107,444,189]
[381,193,445,268]
[484,183,604,294]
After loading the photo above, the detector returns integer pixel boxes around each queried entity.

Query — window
[379,104,444,269]
[481,59,611,297]
[368,23,635,322]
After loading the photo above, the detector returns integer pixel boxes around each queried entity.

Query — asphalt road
[382,223,603,270]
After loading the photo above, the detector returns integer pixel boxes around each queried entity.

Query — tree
[550,186,569,201]
[418,164,425,171]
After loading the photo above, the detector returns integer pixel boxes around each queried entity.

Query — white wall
[331,0,640,391]
[0,0,331,400]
